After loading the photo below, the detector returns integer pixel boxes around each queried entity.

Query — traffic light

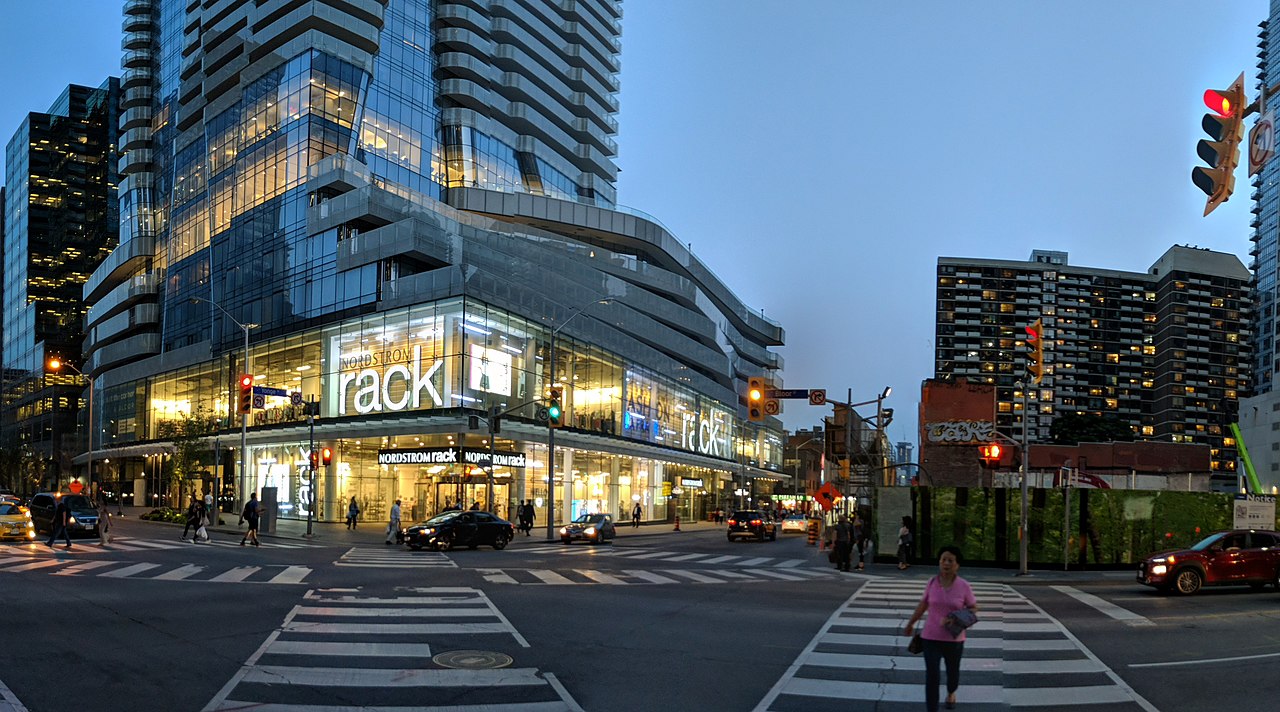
[747,376,765,422]
[237,374,254,415]
[308,451,319,470]
[321,447,333,466]
[1025,319,1044,385]
[978,443,1003,469]
[1192,73,1246,217]
[548,387,563,428]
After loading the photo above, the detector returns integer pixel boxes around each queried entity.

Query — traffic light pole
[1019,385,1030,576]
[306,404,315,537]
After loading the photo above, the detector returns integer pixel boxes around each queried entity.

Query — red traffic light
[978,443,1004,468]
[1204,88,1237,118]
[239,374,253,388]
[1024,325,1039,342]
[321,447,333,466]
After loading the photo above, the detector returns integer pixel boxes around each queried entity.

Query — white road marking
[1130,650,1280,668]
[153,564,206,581]
[1051,585,1155,627]
[208,566,260,583]
[575,569,627,584]
[99,562,163,578]
[266,566,311,584]
[622,569,680,584]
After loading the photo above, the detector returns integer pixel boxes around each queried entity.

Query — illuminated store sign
[336,344,443,415]
[680,477,704,488]
[377,447,526,468]
[681,411,730,458]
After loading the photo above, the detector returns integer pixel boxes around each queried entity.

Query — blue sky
[0,1,1268,446]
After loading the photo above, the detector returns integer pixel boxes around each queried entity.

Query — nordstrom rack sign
[377,447,527,468]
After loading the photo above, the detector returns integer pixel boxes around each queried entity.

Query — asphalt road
[2,517,1278,712]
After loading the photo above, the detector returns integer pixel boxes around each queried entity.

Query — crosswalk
[754,579,1157,711]
[479,566,839,585]
[0,551,311,584]
[202,587,582,712]
[337,546,459,569]
[8,535,319,554]
[513,543,814,569]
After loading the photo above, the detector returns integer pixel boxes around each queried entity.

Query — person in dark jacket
[47,497,72,549]
[239,493,261,547]
[829,514,853,572]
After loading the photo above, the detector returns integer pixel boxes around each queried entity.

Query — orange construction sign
[814,482,842,512]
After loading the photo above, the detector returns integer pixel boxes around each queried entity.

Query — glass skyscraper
[2,78,120,488]
[84,1,786,524]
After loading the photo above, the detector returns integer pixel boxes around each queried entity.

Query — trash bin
[260,487,278,534]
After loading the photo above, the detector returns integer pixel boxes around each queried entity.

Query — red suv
[1138,529,1280,595]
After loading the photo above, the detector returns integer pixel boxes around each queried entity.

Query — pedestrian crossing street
[203,587,582,712]
[479,566,840,586]
[514,543,817,570]
[754,579,1157,712]
[337,546,459,569]
[0,548,311,585]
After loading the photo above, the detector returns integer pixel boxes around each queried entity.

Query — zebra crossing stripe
[153,564,206,580]
[664,569,722,583]
[266,640,434,657]
[99,562,163,578]
[621,569,680,584]
[53,560,117,576]
[661,553,709,562]
[699,555,740,564]
[241,665,548,687]
[575,569,626,584]
[208,566,261,583]
[530,569,576,585]
[737,557,773,567]
[3,559,70,573]
[753,569,806,581]
[266,566,311,584]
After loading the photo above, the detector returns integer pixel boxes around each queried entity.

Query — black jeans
[834,540,852,570]
[922,638,964,712]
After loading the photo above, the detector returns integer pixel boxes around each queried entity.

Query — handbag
[944,609,979,638]
[907,633,923,655]
[827,549,838,563]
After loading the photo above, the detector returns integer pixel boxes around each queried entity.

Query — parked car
[1137,529,1280,594]
[27,493,100,537]
[727,510,776,542]
[0,501,35,541]
[780,514,809,533]
[560,513,616,544]
[402,510,514,551]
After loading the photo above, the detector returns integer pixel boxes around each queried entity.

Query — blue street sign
[255,386,289,397]
[766,388,810,399]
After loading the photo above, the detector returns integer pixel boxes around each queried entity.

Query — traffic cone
[674,514,681,532]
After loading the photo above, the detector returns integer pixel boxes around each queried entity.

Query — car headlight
[69,516,77,525]
[1150,564,1168,576]
[560,527,569,535]
[423,528,435,536]
[584,527,596,536]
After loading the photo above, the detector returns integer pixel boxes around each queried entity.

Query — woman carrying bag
[902,546,978,711]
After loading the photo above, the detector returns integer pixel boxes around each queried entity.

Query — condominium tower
[82,0,786,523]
[935,247,1251,489]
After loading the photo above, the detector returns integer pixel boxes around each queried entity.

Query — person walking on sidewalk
[828,514,853,571]
[631,502,642,528]
[386,499,402,545]
[346,496,360,530]
[46,497,72,549]
[853,511,869,570]
[902,546,978,711]
[897,515,914,570]
[239,493,261,547]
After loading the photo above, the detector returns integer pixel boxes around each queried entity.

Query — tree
[0,442,41,495]
[155,408,217,506]
[1049,413,1136,446]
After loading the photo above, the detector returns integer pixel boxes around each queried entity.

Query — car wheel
[1174,567,1203,595]
[492,535,510,550]
[757,532,765,542]
[561,537,571,545]
[770,531,777,541]
[1249,581,1267,591]
[727,534,734,542]
[435,535,454,552]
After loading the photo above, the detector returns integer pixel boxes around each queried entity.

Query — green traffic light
[548,405,561,419]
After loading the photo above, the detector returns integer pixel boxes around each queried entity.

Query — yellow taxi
[0,500,35,541]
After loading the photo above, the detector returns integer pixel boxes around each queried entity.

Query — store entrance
[434,481,508,517]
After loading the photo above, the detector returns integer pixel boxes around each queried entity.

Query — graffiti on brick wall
[925,420,993,444]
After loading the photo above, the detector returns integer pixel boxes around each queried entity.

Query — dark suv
[727,510,776,542]
[28,493,100,537]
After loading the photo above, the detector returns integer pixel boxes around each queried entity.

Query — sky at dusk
[0,1,1269,447]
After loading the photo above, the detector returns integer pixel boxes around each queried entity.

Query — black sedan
[560,513,616,544]
[402,510,514,551]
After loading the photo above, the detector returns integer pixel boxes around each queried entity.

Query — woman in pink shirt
[902,546,978,711]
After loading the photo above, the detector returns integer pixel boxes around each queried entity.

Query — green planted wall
[891,487,1255,569]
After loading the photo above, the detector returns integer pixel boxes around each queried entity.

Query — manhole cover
[432,650,513,669]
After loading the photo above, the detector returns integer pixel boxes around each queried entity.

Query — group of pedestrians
[180,496,212,543]
[514,500,536,535]
[823,511,872,572]
[44,496,113,549]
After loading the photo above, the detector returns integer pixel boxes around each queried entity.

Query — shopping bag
[907,633,923,654]
[196,525,208,541]
[944,609,979,638]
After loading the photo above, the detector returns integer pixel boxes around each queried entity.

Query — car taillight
[727,519,737,526]
[751,519,762,526]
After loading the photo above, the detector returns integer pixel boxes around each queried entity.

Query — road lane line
[1051,585,1155,627]
[575,569,627,584]
[1130,650,1280,668]
[266,566,310,584]
[266,641,433,657]
[529,569,576,585]
[208,566,260,583]
[284,621,510,635]
[478,568,519,584]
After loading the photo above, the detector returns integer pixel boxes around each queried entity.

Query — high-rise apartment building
[935,246,1251,488]
[84,0,785,523]
[2,79,120,485]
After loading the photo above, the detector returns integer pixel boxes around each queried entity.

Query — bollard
[807,518,820,546]
[674,513,681,532]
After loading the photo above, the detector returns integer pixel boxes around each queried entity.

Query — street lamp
[790,436,823,507]
[190,297,258,512]
[545,296,614,541]
[46,358,92,497]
